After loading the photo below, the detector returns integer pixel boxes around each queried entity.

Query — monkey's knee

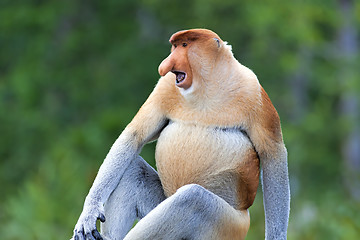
[175,184,208,204]
[172,184,222,220]
[174,184,250,240]
[176,183,202,194]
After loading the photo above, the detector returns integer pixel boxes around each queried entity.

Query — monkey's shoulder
[150,74,283,148]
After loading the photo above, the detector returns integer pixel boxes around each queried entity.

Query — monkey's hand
[72,201,106,240]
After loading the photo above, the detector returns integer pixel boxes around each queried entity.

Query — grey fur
[101,156,165,239]
[261,146,290,240]
[74,152,248,240]
[98,156,244,240]
[71,130,290,240]
[123,184,238,240]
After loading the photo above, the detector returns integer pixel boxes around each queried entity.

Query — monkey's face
[158,29,222,91]
[158,40,193,89]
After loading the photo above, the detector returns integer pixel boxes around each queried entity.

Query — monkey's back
[155,121,260,210]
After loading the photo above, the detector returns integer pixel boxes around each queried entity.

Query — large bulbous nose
[158,54,174,76]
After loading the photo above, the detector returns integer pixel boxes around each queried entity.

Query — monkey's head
[158,29,226,91]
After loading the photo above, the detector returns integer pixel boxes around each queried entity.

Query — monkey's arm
[72,90,168,240]
[248,89,290,240]
[261,144,289,240]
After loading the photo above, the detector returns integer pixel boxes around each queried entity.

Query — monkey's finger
[85,232,96,240]
[98,213,106,223]
[92,230,103,240]
[74,228,85,240]
[74,234,85,240]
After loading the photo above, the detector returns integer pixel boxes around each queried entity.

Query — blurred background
[0,0,359,239]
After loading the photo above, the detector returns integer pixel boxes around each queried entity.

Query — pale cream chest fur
[155,121,259,209]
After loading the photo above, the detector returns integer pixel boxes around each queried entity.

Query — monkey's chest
[155,121,256,200]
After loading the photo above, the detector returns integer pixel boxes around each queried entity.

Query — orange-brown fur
[127,29,284,239]
[218,209,250,240]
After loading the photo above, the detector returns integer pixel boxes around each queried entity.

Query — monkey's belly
[155,121,259,210]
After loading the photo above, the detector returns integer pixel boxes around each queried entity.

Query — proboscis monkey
[71,29,290,240]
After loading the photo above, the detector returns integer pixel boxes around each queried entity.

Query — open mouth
[172,71,187,85]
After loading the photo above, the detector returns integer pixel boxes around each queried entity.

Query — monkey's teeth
[172,71,186,84]
[176,73,185,83]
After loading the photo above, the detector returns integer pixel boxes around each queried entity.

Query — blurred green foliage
[1,0,359,239]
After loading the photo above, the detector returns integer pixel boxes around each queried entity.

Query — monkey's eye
[182,43,187,47]
[174,44,177,48]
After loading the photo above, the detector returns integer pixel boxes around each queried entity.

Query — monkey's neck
[183,58,259,112]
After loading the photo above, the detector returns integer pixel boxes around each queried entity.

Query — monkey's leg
[123,184,250,240]
[100,156,166,240]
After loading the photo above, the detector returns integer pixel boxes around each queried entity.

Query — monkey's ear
[213,38,220,48]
